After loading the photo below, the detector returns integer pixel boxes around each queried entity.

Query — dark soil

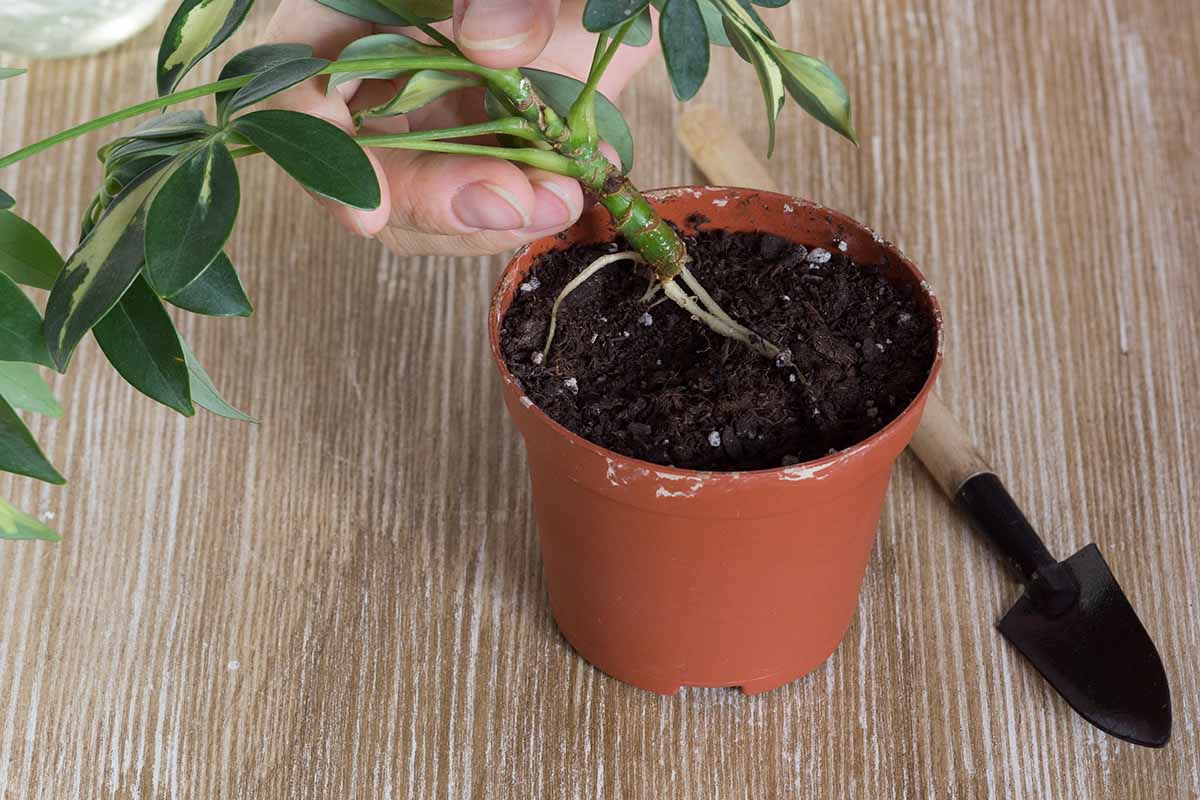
[500,228,936,471]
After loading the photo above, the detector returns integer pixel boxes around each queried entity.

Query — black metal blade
[997,544,1172,747]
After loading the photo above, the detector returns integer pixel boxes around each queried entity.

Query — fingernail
[453,182,531,230]
[528,181,578,230]
[458,0,534,51]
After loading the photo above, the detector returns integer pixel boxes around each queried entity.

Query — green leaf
[615,8,653,46]
[44,160,173,371]
[0,497,60,543]
[660,0,710,100]
[230,110,380,210]
[221,57,330,121]
[313,0,410,25]
[583,0,652,33]
[376,0,453,21]
[0,67,26,81]
[180,337,255,422]
[327,33,446,94]
[0,210,64,290]
[749,0,788,7]
[0,272,51,367]
[166,252,252,317]
[0,394,64,484]
[157,0,256,96]
[364,70,482,118]
[520,68,634,174]
[144,141,240,297]
[215,43,315,119]
[770,48,857,144]
[0,362,62,418]
[723,18,784,156]
[0,189,13,210]
[92,277,193,416]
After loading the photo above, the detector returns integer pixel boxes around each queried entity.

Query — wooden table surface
[2,1,1198,797]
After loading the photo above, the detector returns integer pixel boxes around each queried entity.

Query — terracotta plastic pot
[489,187,943,695]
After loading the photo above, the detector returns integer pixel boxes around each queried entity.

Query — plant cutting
[0,0,941,694]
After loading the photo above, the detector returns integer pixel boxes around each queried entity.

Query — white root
[662,281,780,359]
[539,251,784,363]
[542,251,645,358]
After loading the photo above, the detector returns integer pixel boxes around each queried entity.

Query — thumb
[453,0,562,69]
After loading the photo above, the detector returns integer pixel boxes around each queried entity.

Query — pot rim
[488,185,944,482]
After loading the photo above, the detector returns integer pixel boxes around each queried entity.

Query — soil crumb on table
[501,229,936,471]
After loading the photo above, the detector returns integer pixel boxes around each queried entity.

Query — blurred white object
[0,0,170,59]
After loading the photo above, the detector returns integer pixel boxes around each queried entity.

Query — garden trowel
[676,106,1172,748]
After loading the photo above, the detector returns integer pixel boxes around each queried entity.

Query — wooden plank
[1,0,1197,796]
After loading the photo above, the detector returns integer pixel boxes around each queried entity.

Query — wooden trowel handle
[676,105,992,500]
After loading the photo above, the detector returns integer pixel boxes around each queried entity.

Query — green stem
[0,55,518,170]
[593,171,687,281]
[566,21,633,153]
[359,138,587,176]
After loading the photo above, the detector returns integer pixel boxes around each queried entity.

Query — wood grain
[1,1,1198,797]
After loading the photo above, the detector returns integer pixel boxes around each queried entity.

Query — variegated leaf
[770,47,857,144]
[0,497,60,542]
[221,57,330,121]
[327,33,447,94]
[0,394,64,484]
[0,361,62,418]
[364,70,482,118]
[157,0,256,96]
[180,337,255,422]
[722,18,784,156]
[144,141,240,297]
[44,158,178,370]
[214,43,315,118]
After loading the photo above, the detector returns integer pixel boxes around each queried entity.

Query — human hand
[264,0,657,256]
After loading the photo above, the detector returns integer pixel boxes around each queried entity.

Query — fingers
[374,163,584,256]
[262,0,391,236]
[452,0,563,69]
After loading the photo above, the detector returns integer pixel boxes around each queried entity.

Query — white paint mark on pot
[779,462,835,481]
[519,396,534,408]
[783,203,794,213]
[712,198,729,207]
[656,486,697,498]
[606,459,619,486]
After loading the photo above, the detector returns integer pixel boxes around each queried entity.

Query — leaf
[313,0,410,25]
[0,189,13,209]
[157,0,256,96]
[0,210,64,290]
[131,110,215,139]
[215,43,315,118]
[696,0,732,46]
[364,70,482,118]
[723,18,784,156]
[0,272,51,367]
[327,33,446,94]
[583,0,652,33]
[520,68,635,174]
[221,57,330,121]
[0,67,26,81]
[0,497,60,543]
[230,110,380,210]
[749,0,788,7]
[376,0,453,21]
[770,48,857,144]
[660,0,710,100]
[180,337,255,422]
[44,160,174,371]
[0,394,64,484]
[167,252,253,317]
[92,277,194,416]
[0,362,62,418]
[144,141,240,297]
[615,7,653,46]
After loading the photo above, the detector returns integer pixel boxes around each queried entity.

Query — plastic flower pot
[489,187,943,695]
